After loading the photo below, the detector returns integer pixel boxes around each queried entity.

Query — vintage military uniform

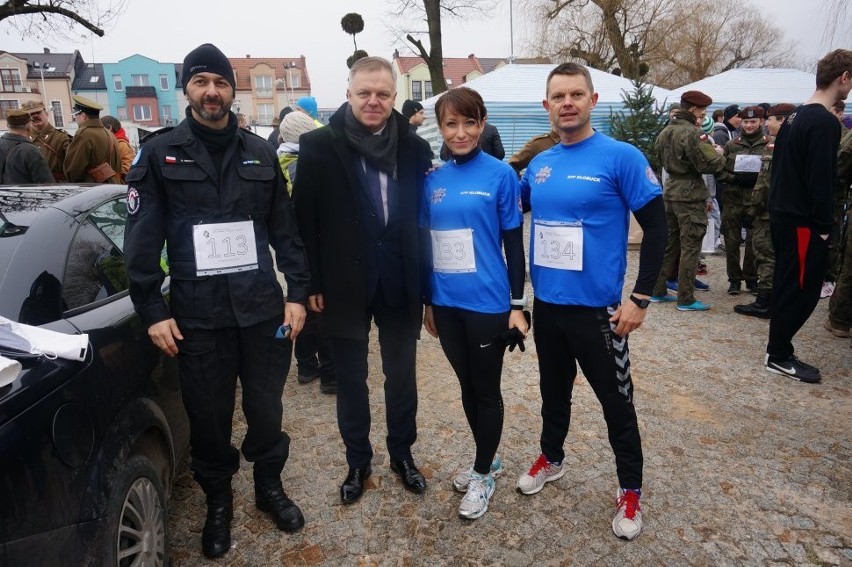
[508,130,559,176]
[0,109,53,184]
[22,101,72,181]
[63,95,121,183]
[652,98,725,306]
[717,107,768,290]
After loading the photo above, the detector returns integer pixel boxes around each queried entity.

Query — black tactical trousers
[177,315,292,494]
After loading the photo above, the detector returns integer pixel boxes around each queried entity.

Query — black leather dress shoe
[201,496,233,559]
[256,483,305,532]
[340,466,371,504]
[390,458,427,493]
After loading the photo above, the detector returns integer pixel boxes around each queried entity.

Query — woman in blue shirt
[421,87,528,519]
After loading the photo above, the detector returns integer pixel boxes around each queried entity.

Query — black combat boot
[734,290,771,319]
[254,465,305,532]
[201,487,233,559]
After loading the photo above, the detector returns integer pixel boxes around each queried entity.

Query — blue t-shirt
[422,150,522,313]
[520,132,661,307]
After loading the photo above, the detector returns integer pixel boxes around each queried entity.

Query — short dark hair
[712,109,724,122]
[833,99,846,113]
[101,115,121,132]
[434,87,487,125]
[546,63,594,96]
[816,49,852,90]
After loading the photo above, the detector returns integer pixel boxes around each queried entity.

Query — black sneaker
[727,281,741,295]
[745,280,758,294]
[320,379,338,395]
[765,355,821,384]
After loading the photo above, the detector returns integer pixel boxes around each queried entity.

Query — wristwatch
[629,294,651,309]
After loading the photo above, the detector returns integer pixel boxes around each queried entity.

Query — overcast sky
[1,0,847,108]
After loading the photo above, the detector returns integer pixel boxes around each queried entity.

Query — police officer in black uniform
[123,43,310,560]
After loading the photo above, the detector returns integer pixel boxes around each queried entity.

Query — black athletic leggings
[433,305,508,475]
[533,298,643,490]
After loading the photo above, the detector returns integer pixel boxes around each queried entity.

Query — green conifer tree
[609,79,668,174]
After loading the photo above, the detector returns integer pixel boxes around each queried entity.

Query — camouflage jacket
[747,136,776,221]
[655,110,725,202]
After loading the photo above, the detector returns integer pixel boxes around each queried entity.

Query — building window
[425,81,433,99]
[0,99,19,118]
[131,74,149,87]
[50,100,64,127]
[162,105,172,124]
[112,74,123,91]
[412,80,422,101]
[255,76,272,97]
[133,105,152,121]
[117,106,127,120]
[159,74,169,90]
[258,103,274,124]
[1,68,23,92]
[288,69,301,89]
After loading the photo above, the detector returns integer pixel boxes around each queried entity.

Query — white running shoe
[458,472,495,520]
[612,488,642,540]
[516,454,564,495]
[452,456,504,493]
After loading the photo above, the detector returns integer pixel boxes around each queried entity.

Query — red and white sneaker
[612,488,642,540]
[516,454,564,495]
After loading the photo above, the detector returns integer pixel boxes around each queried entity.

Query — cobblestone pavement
[168,252,851,566]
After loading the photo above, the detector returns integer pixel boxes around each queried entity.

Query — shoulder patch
[126,186,140,216]
[131,147,142,167]
[646,166,660,186]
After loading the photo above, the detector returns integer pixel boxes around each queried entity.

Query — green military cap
[71,94,103,116]
[6,108,32,127]
[21,100,46,113]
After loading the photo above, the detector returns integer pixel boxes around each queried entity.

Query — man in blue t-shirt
[515,62,666,542]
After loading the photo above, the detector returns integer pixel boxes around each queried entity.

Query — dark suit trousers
[328,288,418,468]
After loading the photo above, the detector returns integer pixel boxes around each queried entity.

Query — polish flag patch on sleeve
[164,156,177,164]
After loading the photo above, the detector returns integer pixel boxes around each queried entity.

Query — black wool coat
[293,104,431,340]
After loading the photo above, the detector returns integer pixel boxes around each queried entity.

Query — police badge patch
[126,187,140,216]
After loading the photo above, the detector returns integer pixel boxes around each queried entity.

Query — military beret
[21,100,45,113]
[680,90,713,108]
[6,108,31,127]
[767,103,796,118]
[738,106,765,119]
[71,94,103,115]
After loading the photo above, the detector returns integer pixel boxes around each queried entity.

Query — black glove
[495,310,531,352]
[742,214,754,229]
[733,172,758,188]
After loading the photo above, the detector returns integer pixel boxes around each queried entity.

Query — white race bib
[733,154,761,173]
[192,220,259,276]
[431,228,476,273]
[533,221,583,271]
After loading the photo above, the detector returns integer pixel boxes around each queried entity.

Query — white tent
[667,68,850,108]
[417,64,672,160]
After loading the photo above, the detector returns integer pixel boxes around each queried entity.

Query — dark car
[0,185,189,566]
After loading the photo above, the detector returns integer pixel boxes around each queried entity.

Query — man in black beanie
[124,42,310,559]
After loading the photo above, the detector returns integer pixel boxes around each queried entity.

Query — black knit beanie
[182,43,235,93]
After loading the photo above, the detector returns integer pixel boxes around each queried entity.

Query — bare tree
[820,0,851,52]
[645,0,792,88]
[0,0,128,39]
[524,0,675,79]
[388,0,488,95]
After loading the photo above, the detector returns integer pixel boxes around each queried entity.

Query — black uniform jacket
[124,116,310,330]
[293,104,431,340]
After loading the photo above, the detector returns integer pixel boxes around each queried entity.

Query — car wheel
[101,454,169,567]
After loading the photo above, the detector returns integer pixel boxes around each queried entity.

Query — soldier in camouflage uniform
[716,106,769,295]
[651,90,725,310]
[508,130,559,177]
[822,101,850,294]
[825,127,852,337]
[22,100,72,182]
[734,104,796,319]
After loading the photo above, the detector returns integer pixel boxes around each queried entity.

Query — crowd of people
[2,40,848,560]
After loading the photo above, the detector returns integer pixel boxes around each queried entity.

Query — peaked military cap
[6,108,32,127]
[71,94,103,116]
[21,100,45,113]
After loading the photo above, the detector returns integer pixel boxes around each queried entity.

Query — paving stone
[168,253,851,564]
